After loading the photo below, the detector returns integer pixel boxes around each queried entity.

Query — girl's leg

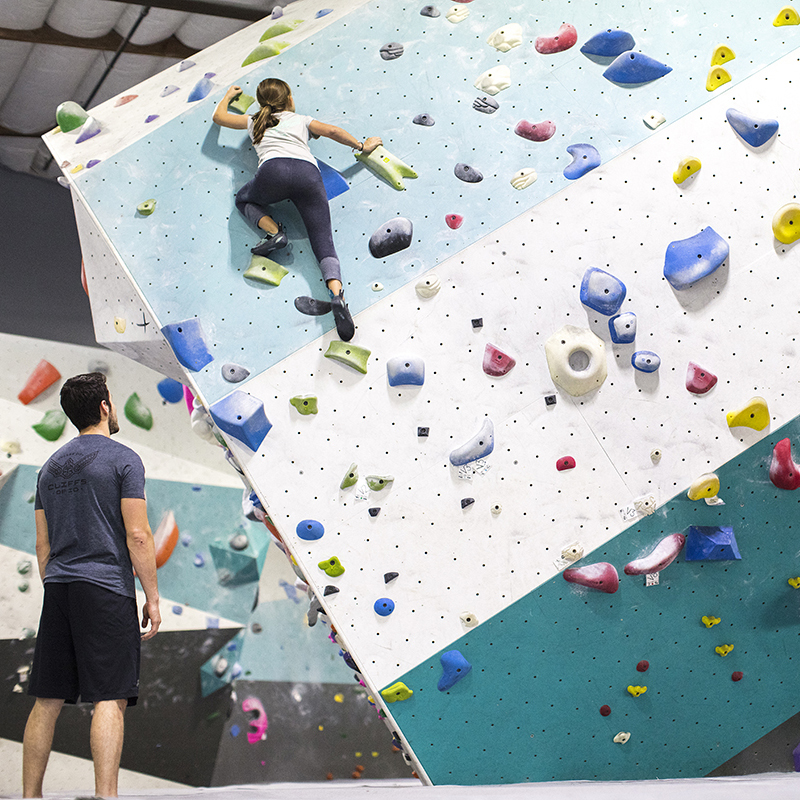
[234,162,290,253]
[257,216,279,235]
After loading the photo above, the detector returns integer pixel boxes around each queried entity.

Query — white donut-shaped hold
[545,325,608,397]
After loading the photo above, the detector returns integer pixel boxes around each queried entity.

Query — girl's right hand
[226,85,242,99]
[362,136,382,155]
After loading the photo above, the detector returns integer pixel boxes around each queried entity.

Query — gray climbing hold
[413,113,435,126]
[324,585,339,596]
[380,42,404,60]
[229,533,249,551]
[454,163,483,183]
[417,426,429,437]
[545,395,557,406]
[420,5,440,17]
[461,497,475,509]
[294,296,332,316]
[384,571,399,583]
[473,96,499,114]
[472,318,483,329]
[221,363,250,383]
[368,507,381,517]
[369,217,413,258]
[450,418,494,466]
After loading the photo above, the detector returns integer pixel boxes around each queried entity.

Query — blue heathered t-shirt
[34,434,146,598]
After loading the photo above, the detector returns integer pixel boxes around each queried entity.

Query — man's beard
[108,409,120,435]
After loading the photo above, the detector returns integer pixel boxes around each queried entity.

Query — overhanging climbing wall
[45,0,800,785]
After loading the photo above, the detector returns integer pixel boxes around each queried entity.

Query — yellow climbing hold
[260,19,303,40]
[706,66,731,92]
[771,203,800,244]
[774,5,800,25]
[355,145,418,191]
[726,396,770,431]
[113,317,126,334]
[381,682,413,703]
[70,164,84,174]
[673,157,701,184]
[715,644,734,657]
[244,255,289,286]
[788,577,800,588]
[702,615,721,628]
[334,693,344,703]
[687,472,720,501]
[627,685,647,697]
[711,45,735,66]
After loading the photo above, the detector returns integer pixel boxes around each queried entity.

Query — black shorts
[28,581,140,706]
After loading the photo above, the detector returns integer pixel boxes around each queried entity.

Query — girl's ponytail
[251,79,292,144]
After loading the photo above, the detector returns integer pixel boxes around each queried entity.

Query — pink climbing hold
[624,533,686,576]
[482,343,516,377]
[514,120,556,142]
[563,562,619,593]
[769,438,800,490]
[685,361,718,394]
[242,697,268,744]
[535,23,578,54]
[556,456,576,471]
[114,94,137,107]
[446,214,463,229]
[183,385,195,414]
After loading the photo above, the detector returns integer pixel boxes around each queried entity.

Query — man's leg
[22,697,64,798]
[91,699,127,798]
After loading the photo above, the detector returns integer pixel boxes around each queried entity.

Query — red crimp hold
[636,660,649,672]
[18,360,61,405]
[769,438,800,490]
[731,671,743,682]
[563,562,619,593]
[685,361,718,394]
[445,214,463,229]
[556,456,576,471]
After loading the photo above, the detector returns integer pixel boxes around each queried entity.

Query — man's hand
[141,599,161,641]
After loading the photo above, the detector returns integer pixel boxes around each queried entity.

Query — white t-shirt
[247,111,318,168]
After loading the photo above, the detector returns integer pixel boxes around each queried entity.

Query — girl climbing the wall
[212,79,382,341]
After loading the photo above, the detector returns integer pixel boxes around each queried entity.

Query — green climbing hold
[32,410,67,441]
[137,199,156,216]
[244,255,289,286]
[290,395,318,415]
[228,93,255,114]
[124,392,153,430]
[355,145,418,191]
[366,475,394,491]
[340,463,358,489]
[56,101,89,133]
[260,19,303,40]
[318,556,345,577]
[324,341,371,374]
[242,41,290,67]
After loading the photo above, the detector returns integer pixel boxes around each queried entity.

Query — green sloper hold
[242,41,290,67]
[228,93,255,114]
[366,475,394,491]
[32,410,67,441]
[324,341,371,374]
[260,19,304,40]
[354,145,418,191]
[290,395,318,415]
[340,463,358,489]
[244,255,289,286]
[56,101,88,133]
[124,392,153,430]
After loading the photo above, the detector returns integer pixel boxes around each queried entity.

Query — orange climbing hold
[18,360,61,405]
[153,510,180,568]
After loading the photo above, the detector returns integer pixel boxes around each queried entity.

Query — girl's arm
[308,120,382,154]
[212,85,250,130]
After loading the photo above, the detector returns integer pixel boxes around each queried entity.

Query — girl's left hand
[226,85,242,99]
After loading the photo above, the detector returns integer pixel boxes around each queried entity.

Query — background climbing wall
[42,0,800,787]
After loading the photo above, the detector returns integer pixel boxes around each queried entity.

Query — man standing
[22,372,161,799]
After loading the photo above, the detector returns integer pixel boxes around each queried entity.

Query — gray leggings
[235,157,341,284]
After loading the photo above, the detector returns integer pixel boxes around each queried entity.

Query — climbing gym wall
[42,0,800,786]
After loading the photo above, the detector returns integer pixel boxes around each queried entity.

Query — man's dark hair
[60,372,110,431]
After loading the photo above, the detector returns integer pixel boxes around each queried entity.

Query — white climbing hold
[544,325,608,397]
[474,65,511,95]
[460,612,479,628]
[511,167,538,190]
[416,275,441,298]
[643,110,666,129]
[633,494,656,516]
[614,732,631,744]
[371,282,384,291]
[561,543,584,563]
[486,23,523,52]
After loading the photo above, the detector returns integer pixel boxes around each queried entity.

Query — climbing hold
[177,59,194,71]
[685,525,741,561]
[144,114,159,124]
[366,475,394,491]
[643,110,666,129]
[324,342,371,374]
[673,156,701,184]
[187,72,215,102]
[732,671,744,682]
[242,41,289,67]
[624,533,685,575]
[242,697,268,744]
[604,51,672,84]
[460,612,478,627]
[381,682,413,702]
[380,42,404,61]
[324,585,339,596]
[157,377,183,404]
[450,418,494,466]
[663,226,729,290]
[161,319,213,371]
[631,351,661,373]
[556,456,576,471]
[228,93,255,114]
[473,95,499,114]
[55,101,89,133]
[221,363,250,384]
[114,94,137,107]
[687,473,720,501]
[581,29,635,58]
[726,396,769,431]
[315,8,332,17]
[384,572,399,584]
[650,449,662,463]
[340,463,358,489]
[706,66,731,91]
[70,164,84,174]
[771,203,800,244]
[290,395,318,415]
[474,65,511,95]
[355,145,418,191]
[774,5,800,25]
[702,615,721,628]
[715,644,734,657]
[32,410,67,442]
[260,19,303,40]
[18,360,61,405]
[416,275,441,298]
[420,6,440,17]
[482,343,516,377]
[413,113,435,126]
[685,362,717,394]
[789,577,800,588]
[564,562,619,593]
[229,533,249,551]
[209,392,272,452]
[124,393,153,430]
[711,45,736,66]
[368,507,380,517]
[445,213,463,229]
[471,318,483,329]
[446,5,469,23]
[88,160,102,169]
[770,438,800,490]
[515,120,556,142]
[634,494,657,516]
[535,22,578,54]
[636,660,649,672]
[372,282,384,291]
[561,543,584,562]
[486,23,522,52]
[417,427,429,437]
[545,325,607,396]
[726,108,779,147]
[160,85,179,97]
[491,503,502,516]
[613,732,631,744]
[580,267,626,315]
[454,163,483,183]
[461,497,475,509]
[438,650,472,691]
[245,254,289,286]
[599,705,611,717]
[374,598,395,616]
[318,557,345,577]
[137,199,156,216]
[564,143,601,180]
[75,116,100,144]
[627,685,647,697]
[113,317,126,333]
[387,356,425,386]
[1,441,21,455]
[608,312,637,344]
[511,168,538,190]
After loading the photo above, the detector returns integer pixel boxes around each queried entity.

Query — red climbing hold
[445,214,463,229]
[514,119,556,142]
[18,360,61,405]
[731,671,743,682]
[599,705,611,716]
[770,438,800,490]
[535,23,578,54]
[563,562,619,593]
[80,260,88,296]
[482,343,516,377]
[685,361,718,394]
[636,660,649,672]
[114,94,138,107]
[556,456,576,471]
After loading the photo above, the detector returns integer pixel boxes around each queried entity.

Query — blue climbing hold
[161,319,214,371]
[726,108,779,148]
[663,226,729,290]
[316,159,349,201]
[157,377,184,403]
[296,519,324,541]
[450,418,494,466]
[564,143,601,180]
[438,650,472,691]
[631,350,661,373]
[580,267,626,316]
[581,29,635,58]
[209,391,272,452]
[603,51,672,85]
[386,355,425,386]
[161,85,179,97]
[374,598,395,616]
[609,312,637,344]
[188,72,215,102]
[685,526,741,561]
[316,8,332,17]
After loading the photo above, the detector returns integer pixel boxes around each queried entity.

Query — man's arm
[35,509,50,582]
[121,497,161,641]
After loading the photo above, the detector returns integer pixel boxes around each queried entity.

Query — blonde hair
[251,78,292,144]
